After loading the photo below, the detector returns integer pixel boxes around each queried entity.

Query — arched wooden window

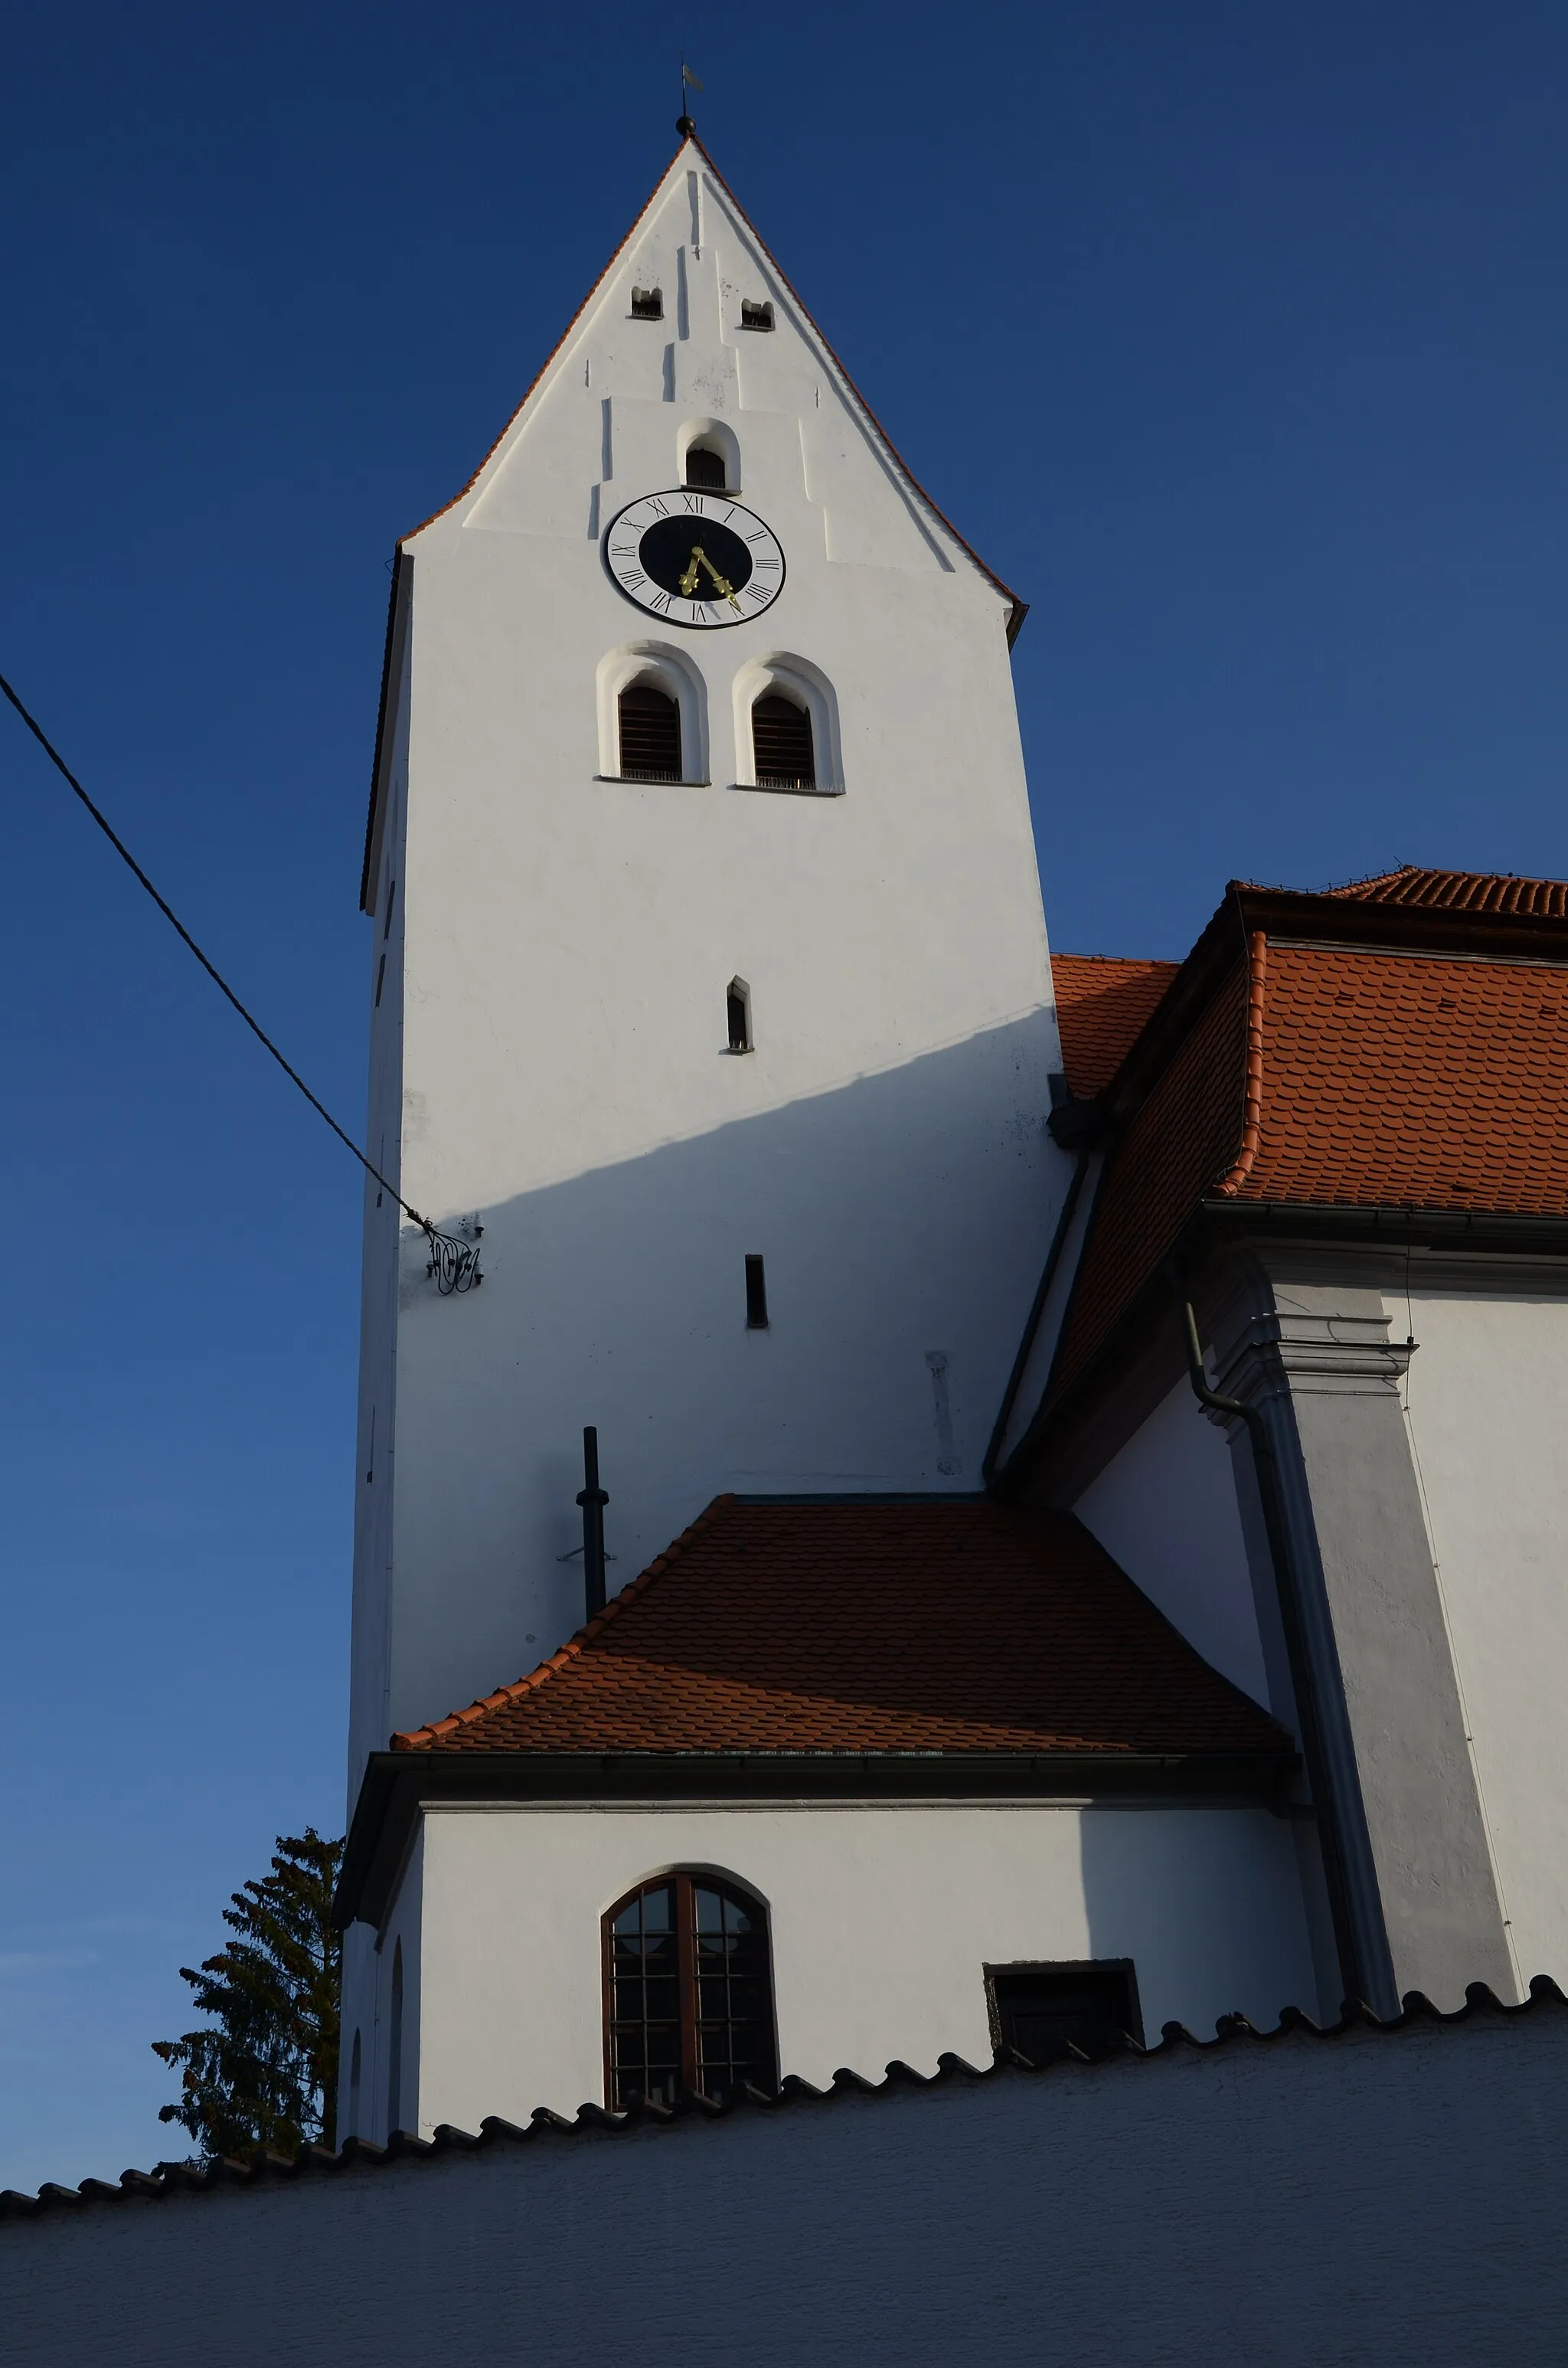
[751,692,815,789]
[684,443,727,490]
[605,1872,777,2107]
[617,682,682,782]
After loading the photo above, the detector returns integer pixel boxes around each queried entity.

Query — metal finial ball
[676,113,697,137]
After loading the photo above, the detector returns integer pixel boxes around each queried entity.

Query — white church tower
[348,128,1066,1784]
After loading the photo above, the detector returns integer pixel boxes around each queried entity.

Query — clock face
[603,490,786,629]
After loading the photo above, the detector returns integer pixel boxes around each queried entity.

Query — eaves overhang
[334,1743,1298,1932]
[1002,1197,1568,1497]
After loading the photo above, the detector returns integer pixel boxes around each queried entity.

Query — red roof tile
[1049,873,1568,1401]
[1325,865,1568,917]
[1052,955,1180,1099]
[393,1497,1286,1760]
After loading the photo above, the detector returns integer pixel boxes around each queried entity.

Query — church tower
[348,130,1067,1785]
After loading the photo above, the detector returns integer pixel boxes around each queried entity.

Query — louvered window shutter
[617,685,683,781]
[751,695,815,788]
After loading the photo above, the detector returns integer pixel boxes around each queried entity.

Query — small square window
[985,1962,1142,2064]
[740,299,774,332]
[632,286,664,321]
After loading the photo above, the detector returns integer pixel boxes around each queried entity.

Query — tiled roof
[7,1980,1559,2218]
[1048,872,1568,1399]
[392,1497,1287,1759]
[1051,955,1179,1098]
[1325,865,1568,917]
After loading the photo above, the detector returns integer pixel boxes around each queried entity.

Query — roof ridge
[391,1494,737,1750]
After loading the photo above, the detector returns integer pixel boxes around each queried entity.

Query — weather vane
[678,57,702,136]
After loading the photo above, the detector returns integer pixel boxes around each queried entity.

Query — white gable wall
[346,142,1070,1797]
[1072,1379,1269,1708]
[372,1796,1320,2142]
[1401,1286,1568,1994]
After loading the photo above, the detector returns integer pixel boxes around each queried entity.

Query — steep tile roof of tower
[391,1497,1287,1759]
[1051,955,1180,1098]
[1047,867,1568,1402]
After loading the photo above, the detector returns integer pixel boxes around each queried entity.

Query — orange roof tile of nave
[1048,868,1568,1399]
[393,1496,1289,1761]
[1051,955,1179,1100]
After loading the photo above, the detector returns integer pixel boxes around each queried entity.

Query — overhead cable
[0,667,465,1268]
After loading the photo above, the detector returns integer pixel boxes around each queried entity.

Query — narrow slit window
[631,286,664,320]
[617,683,683,781]
[751,693,815,790]
[740,299,774,332]
[727,977,752,1053]
[383,877,397,939]
[744,1254,769,1330]
[374,953,387,1007]
[684,443,727,490]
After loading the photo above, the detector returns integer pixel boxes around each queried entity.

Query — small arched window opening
[605,1872,777,2108]
[726,976,752,1053]
[684,443,727,491]
[631,286,663,320]
[752,692,815,790]
[618,682,683,782]
[387,1941,404,2136]
[740,299,774,332]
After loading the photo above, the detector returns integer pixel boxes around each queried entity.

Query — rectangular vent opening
[744,1254,769,1330]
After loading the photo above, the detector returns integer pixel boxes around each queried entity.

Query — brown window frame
[603,1871,779,2108]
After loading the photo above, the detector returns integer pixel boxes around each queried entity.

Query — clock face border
[603,490,787,630]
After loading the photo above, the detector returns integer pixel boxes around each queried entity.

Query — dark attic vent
[684,444,727,490]
[631,286,664,320]
[618,685,682,781]
[740,299,774,332]
[752,694,815,790]
[744,1254,769,1330]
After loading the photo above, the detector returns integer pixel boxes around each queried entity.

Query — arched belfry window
[751,692,815,790]
[617,682,683,782]
[604,1873,777,2107]
[684,443,727,491]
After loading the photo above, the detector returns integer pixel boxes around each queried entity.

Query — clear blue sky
[2,0,1564,2190]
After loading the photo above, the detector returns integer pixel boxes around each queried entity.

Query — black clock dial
[639,514,755,599]
[603,491,786,629]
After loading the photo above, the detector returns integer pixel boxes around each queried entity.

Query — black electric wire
[0,666,444,1246]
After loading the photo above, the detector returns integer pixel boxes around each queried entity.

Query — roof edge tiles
[6,1978,1561,2222]
[391,1494,730,1751]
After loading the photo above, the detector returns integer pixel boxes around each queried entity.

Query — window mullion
[675,1872,699,2096]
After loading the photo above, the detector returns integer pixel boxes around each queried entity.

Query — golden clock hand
[678,549,702,596]
[693,546,742,611]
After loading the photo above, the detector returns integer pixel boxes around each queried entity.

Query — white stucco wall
[1401,1287,1568,1991]
[347,140,1070,1797]
[381,1796,1320,2139]
[11,2008,1566,2367]
[1072,1378,1269,1707]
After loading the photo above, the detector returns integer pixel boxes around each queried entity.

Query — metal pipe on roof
[577,1428,609,1623]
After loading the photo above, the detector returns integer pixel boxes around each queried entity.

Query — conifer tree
[152,1829,344,2161]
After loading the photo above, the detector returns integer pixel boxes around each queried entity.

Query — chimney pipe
[576,1426,609,1621]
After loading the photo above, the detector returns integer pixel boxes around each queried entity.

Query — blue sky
[2,0,1565,2189]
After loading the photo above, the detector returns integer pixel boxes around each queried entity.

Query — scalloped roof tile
[392,1497,1288,1761]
